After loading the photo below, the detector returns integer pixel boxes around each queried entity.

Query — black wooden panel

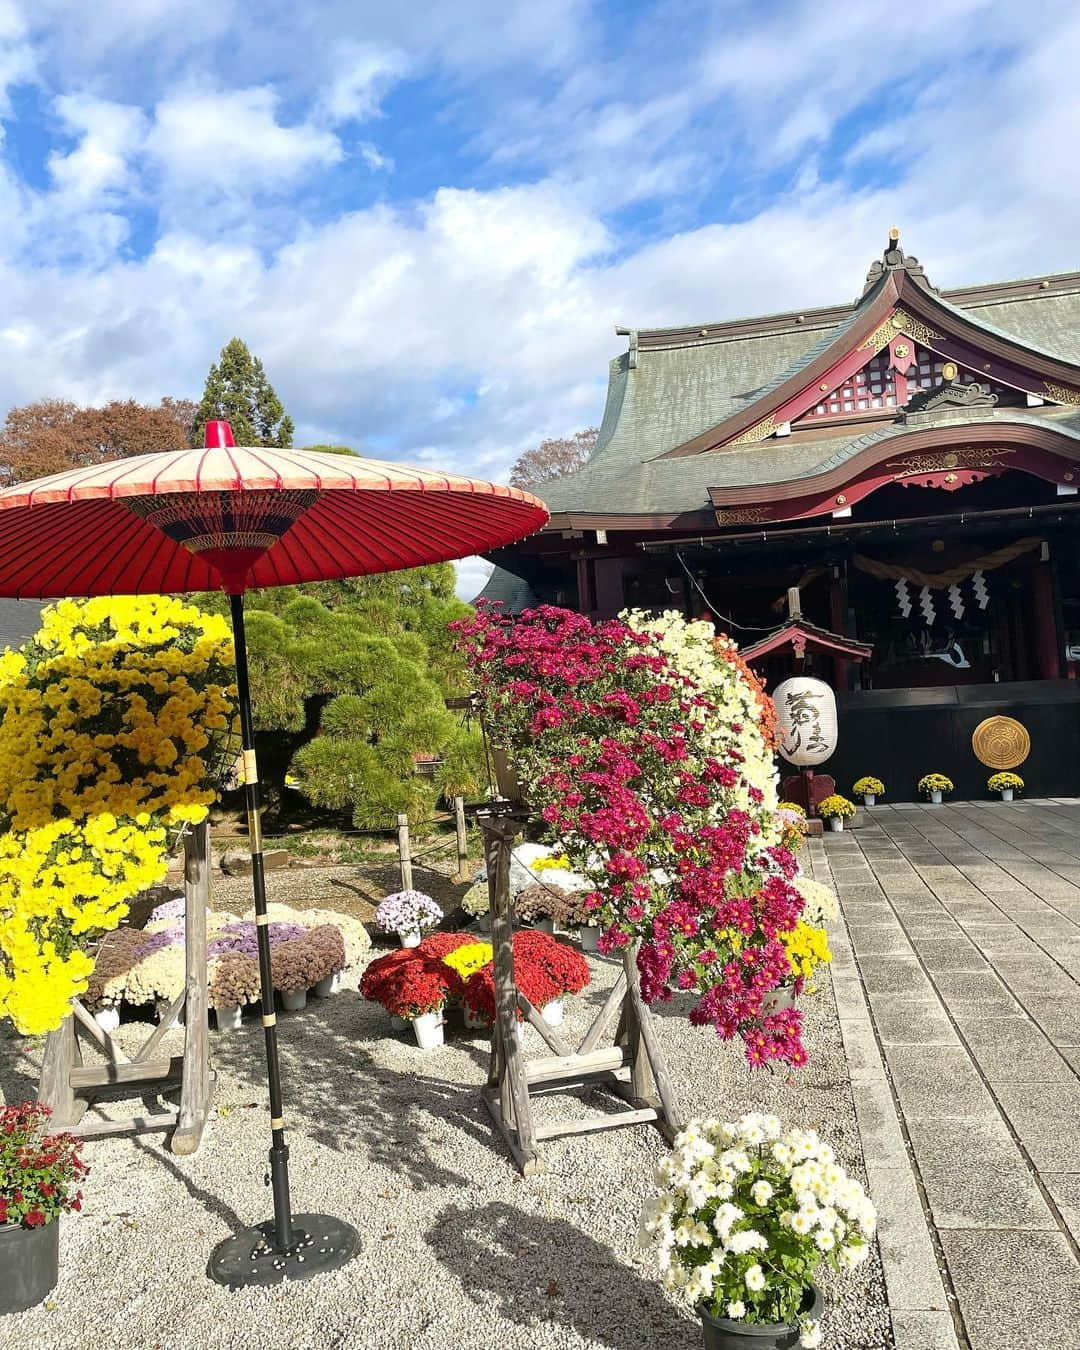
[819,682,1080,801]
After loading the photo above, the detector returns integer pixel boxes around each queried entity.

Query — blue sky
[0,0,1078,595]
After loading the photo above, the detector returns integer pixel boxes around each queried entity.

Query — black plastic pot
[700,1285,823,1350]
[0,1219,60,1314]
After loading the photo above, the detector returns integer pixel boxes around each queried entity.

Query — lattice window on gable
[905,346,1021,403]
[801,352,897,420]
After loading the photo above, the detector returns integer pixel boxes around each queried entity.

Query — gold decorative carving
[886,448,1014,478]
[860,308,942,354]
[725,415,777,447]
[972,716,1031,770]
[894,342,910,359]
[1044,381,1080,406]
[714,506,772,525]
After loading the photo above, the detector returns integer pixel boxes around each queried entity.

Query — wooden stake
[38,1012,87,1128]
[485,816,538,1168]
[172,820,213,1155]
[397,813,413,890]
[454,796,468,879]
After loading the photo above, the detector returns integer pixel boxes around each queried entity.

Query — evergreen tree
[239,593,482,827]
[200,560,482,827]
[191,338,295,447]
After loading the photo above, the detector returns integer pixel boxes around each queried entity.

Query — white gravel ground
[0,912,890,1350]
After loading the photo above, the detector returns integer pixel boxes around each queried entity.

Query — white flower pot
[578,926,600,953]
[827,817,844,832]
[412,1011,444,1050]
[862,793,876,807]
[471,914,491,934]
[314,971,341,998]
[1001,788,1014,802]
[156,1000,184,1028]
[281,989,307,1012]
[930,790,943,804]
[541,998,565,1027]
[399,930,422,949]
[390,1013,409,1031]
[463,1006,489,1031]
[94,1007,120,1034]
[216,1002,242,1032]
[762,984,797,1014]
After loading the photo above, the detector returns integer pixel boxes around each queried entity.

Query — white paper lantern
[773,677,838,767]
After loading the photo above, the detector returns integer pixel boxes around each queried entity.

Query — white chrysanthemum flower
[800,1318,823,1349]
[744,1264,766,1292]
[685,1266,714,1303]
[791,1211,814,1236]
[712,1202,743,1237]
[751,1180,774,1205]
[815,1230,835,1252]
[727,1300,746,1319]
[727,1228,768,1255]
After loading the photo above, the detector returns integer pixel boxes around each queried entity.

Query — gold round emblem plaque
[972,716,1031,770]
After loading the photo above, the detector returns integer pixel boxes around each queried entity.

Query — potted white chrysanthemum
[639,1113,876,1350]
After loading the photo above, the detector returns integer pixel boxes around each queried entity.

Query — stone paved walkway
[814,800,1080,1350]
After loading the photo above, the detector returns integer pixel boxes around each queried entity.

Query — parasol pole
[208,587,357,1288]
[229,591,294,1250]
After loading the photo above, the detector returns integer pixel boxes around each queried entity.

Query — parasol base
[208,1213,358,1289]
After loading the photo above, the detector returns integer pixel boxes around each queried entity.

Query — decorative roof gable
[659,232,1080,458]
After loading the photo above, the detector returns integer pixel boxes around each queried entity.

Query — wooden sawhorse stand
[479,814,682,1175]
[37,820,213,1155]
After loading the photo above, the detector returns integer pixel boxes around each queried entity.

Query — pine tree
[197,560,483,826]
[191,338,295,447]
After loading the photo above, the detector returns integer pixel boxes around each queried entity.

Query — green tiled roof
[472,566,539,611]
[542,270,1080,518]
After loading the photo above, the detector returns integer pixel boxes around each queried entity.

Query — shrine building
[482,233,1080,799]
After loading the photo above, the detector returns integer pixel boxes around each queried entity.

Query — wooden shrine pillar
[575,554,595,617]
[38,820,213,1153]
[829,564,851,691]
[1032,560,1062,679]
[478,810,681,1175]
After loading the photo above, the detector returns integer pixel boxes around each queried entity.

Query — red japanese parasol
[0,421,548,1287]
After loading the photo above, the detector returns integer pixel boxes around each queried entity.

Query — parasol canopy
[0,422,548,596]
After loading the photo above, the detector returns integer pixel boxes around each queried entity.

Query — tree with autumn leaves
[0,398,195,482]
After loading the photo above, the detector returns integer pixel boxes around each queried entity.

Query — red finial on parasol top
[203,419,236,448]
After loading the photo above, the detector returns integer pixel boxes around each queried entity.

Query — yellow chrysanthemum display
[0,596,237,1034]
[779,921,832,990]
[441,941,494,981]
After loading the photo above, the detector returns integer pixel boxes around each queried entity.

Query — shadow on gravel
[211,1002,493,1191]
[426,1200,691,1349]
[0,1028,42,1102]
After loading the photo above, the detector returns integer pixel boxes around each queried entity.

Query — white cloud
[146,85,342,195]
[320,41,409,123]
[454,556,493,601]
[0,0,33,117]
[48,94,148,201]
[0,0,1077,519]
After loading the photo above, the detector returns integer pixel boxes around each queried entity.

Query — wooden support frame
[478,813,682,1175]
[37,820,214,1154]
